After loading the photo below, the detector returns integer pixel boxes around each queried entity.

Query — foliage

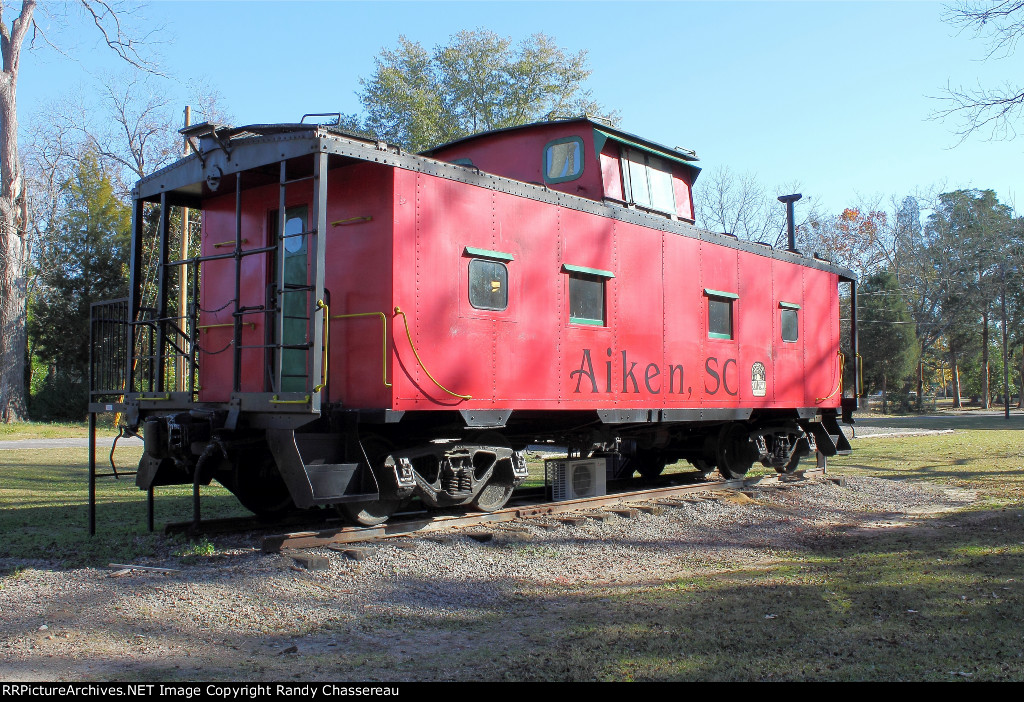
[858,270,920,403]
[0,1,163,423]
[358,30,613,152]
[27,150,130,419]
[801,207,888,273]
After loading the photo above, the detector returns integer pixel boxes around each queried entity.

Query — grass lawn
[1,415,1022,679]
[0,436,251,569]
[498,427,1024,680]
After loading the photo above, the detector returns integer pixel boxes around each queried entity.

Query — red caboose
[89,116,858,526]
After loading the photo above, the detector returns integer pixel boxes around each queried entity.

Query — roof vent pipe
[777,193,802,253]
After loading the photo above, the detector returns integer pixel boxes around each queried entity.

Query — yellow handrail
[856,353,864,397]
[313,300,328,393]
[393,306,472,400]
[329,311,392,389]
[816,351,845,403]
[271,394,311,405]
[139,393,172,402]
[331,216,373,227]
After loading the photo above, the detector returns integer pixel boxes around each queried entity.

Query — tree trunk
[917,361,924,412]
[950,344,962,409]
[981,307,990,409]
[0,2,34,422]
[1018,353,1023,409]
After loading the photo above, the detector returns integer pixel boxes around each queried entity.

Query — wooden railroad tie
[327,544,370,561]
[632,505,663,515]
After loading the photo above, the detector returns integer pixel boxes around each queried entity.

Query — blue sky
[19,0,1022,217]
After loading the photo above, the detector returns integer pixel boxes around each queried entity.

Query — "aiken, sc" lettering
[569,348,739,396]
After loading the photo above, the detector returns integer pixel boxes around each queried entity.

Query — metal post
[155,193,171,391]
[778,193,802,252]
[850,280,860,398]
[192,475,201,532]
[177,105,192,392]
[276,162,288,392]
[311,150,329,413]
[88,412,97,536]
[148,487,154,533]
[232,173,243,393]
[127,199,145,393]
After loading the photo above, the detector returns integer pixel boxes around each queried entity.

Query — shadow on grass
[5,502,1022,682]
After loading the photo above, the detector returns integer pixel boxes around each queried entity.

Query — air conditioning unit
[546,457,607,501]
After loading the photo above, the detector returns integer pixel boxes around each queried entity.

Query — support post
[88,412,97,536]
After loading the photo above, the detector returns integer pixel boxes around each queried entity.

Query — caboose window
[780,302,800,342]
[704,289,737,340]
[623,148,676,214]
[468,259,509,311]
[544,136,584,183]
[564,264,613,326]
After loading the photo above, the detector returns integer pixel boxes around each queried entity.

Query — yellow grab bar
[394,306,471,400]
[331,216,373,227]
[271,395,311,405]
[856,353,864,397]
[313,300,329,393]
[329,312,392,388]
[212,238,249,249]
[816,352,845,403]
[139,393,172,402]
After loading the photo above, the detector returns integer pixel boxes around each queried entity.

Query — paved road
[0,436,142,451]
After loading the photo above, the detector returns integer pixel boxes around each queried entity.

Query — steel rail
[259,468,826,552]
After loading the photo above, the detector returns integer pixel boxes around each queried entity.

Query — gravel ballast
[0,473,978,682]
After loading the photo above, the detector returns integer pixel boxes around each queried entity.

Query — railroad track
[165,468,830,551]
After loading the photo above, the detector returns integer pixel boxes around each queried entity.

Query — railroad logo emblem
[751,362,766,397]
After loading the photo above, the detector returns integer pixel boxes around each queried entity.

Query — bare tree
[693,165,793,246]
[0,1,158,421]
[935,1,1024,141]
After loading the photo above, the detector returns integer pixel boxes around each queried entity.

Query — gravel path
[0,474,976,682]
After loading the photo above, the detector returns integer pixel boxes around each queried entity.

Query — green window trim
[593,129,701,180]
[543,136,585,184]
[562,263,614,278]
[569,317,605,326]
[779,301,801,310]
[708,332,733,340]
[703,288,738,299]
[464,246,514,262]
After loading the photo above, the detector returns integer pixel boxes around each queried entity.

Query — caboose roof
[421,116,700,167]
[133,118,853,282]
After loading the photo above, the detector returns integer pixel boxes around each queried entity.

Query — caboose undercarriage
[87,120,858,532]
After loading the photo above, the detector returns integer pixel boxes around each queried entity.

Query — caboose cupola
[423,117,701,222]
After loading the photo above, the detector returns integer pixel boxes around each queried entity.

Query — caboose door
[272,205,311,393]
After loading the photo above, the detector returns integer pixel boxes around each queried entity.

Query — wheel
[688,458,716,480]
[471,483,515,512]
[716,424,756,479]
[634,450,667,480]
[339,435,400,526]
[226,445,295,517]
[468,431,517,512]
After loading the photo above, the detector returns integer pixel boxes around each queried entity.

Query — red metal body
[98,116,856,524]
[196,121,841,416]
